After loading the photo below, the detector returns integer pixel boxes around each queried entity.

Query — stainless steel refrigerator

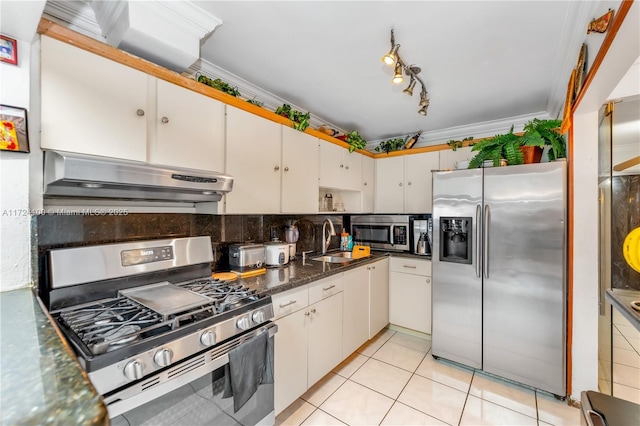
[431,161,567,396]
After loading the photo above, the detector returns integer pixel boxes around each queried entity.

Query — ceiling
[35,1,624,148]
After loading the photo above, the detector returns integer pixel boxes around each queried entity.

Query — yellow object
[212,272,238,281]
[623,227,640,273]
[351,245,370,259]
[231,268,266,278]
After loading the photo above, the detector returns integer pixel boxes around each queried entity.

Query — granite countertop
[0,288,108,425]
[606,288,640,331]
[235,251,431,295]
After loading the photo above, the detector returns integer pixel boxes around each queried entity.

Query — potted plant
[518,118,565,161]
[345,130,367,153]
[468,126,522,168]
[446,136,474,151]
[275,104,310,132]
[375,137,405,154]
[196,74,241,97]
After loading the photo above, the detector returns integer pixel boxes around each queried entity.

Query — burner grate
[177,278,259,313]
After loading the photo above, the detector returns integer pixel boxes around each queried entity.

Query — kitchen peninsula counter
[0,288,108,425]
[606,288,640,331]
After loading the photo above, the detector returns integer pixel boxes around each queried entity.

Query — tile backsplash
[36,213,345,280]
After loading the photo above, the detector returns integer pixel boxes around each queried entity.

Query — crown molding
[43,0,105,41]
[365,111,551,152]
[547,0,602,120]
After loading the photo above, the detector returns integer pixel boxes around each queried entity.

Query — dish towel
[223,329,273,412]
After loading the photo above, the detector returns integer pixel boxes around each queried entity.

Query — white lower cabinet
[368,258,390,338]
[342,258,390,358]
[389,257,432,334]
[342,266,369,359]
[273,274,343,415]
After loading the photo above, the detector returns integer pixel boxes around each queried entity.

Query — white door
[390,272,430,334]
[343,151,363,191]
[405,152,440,213]
[274,309,308,415]
[375,156,404,213]
[155,79,225,172]
[369,258,390,338]
[307,293,343,386]
[362,155,375,213]
[342,266,369,358]
[41,36,147,161]
[225,106,281,213]
[281,127,319,213]
[318,141,345,189]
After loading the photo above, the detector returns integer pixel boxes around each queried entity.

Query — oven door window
[110,335,275,426]
[352,225,391,244]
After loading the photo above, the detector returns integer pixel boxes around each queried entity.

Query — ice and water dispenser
[439,217,472,264]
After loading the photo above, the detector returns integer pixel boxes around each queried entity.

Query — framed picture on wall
[0,105,30,153]
[0,34,17,65]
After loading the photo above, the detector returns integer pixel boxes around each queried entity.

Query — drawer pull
[323,285,336,291]
[403,265,417,269]
[279,300,297,308]
[311,308,317,313]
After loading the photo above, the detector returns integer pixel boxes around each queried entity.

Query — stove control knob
[123,359,145,380]
[153,348,173,367]
[236,316,251,330]
[200,330,216,346]
[252,310,266,324]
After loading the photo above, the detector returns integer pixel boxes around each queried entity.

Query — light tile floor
[610,310,640,404]
[276,329,582,426]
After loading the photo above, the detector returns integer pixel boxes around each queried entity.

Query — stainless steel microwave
[351,215,410,251]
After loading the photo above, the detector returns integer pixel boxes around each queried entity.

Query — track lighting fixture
[382,29,430,116]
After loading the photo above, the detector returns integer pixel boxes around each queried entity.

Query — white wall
[0,39,34,291]
[571,0,640,400]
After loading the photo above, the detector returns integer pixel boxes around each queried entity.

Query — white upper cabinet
[153,79,225,173]
[225,106,282,213]
[319,142,362,191]
[362,155,375,213]
[41,36,225,173]
[375,156,405,213]
[281,126,319,213]
[41,36,148,162]
[405,151,439,213]
[225,107,319,214]
[375,152,439,213]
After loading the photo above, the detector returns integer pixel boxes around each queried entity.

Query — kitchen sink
[311,251,353,263]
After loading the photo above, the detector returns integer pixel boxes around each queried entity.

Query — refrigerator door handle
[476,204,481,278]
[484,204,490,279]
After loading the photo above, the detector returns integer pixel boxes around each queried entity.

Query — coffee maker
[409,215,432,256]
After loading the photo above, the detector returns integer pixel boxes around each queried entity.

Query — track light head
[403,77,416,96]
[382,44,400,66]
[392,62,404,84]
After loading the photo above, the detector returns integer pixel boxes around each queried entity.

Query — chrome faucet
[322,218,336,254]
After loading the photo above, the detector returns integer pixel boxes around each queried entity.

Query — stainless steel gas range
[41,236,276,425]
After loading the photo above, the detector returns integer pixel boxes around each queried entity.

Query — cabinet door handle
[284,166,289,172]
[136,109,145,116]
[367,267,371,270]
[161,116,169,124]
[372,266,376,270]
[399,182,403,187]
[407,181,412,186]
[345,166,349,170]
[364,182,368,186]
[279,300,297,308]
[305,311,310,316]
[274,166,280,171]
[310,308,317,313]
[322,285,336,291]
[403,265,417,269]
[426,278,431,283]
[340,164,344,168]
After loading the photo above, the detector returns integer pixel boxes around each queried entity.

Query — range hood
[44,151,233,203]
